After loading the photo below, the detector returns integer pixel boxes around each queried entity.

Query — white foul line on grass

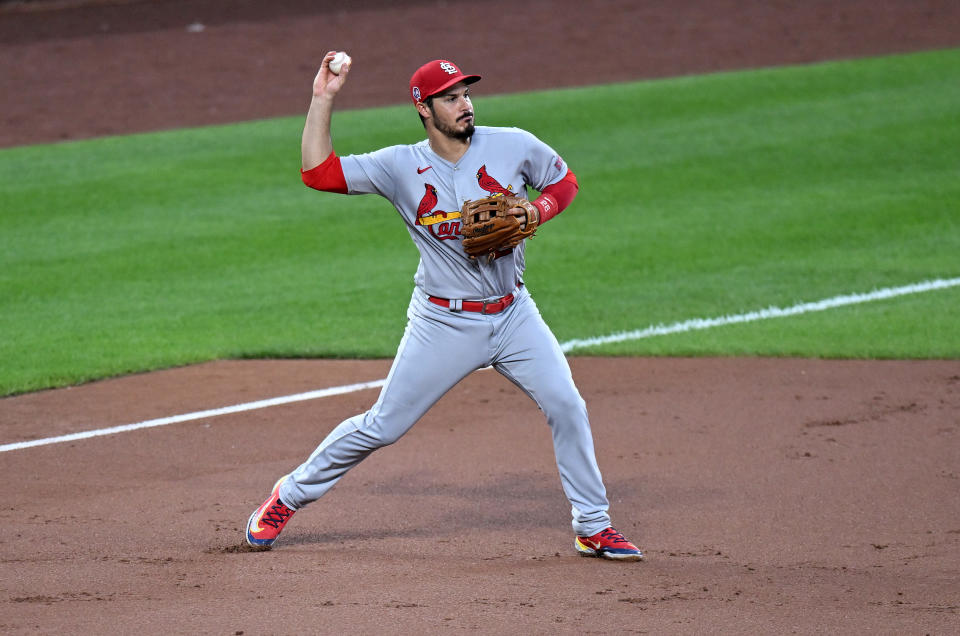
[559,276,960,353]
[2,277,957,454]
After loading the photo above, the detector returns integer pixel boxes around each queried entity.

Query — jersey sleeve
[518,129,568,192]
[339,145,400,199]
[301,152,348,194]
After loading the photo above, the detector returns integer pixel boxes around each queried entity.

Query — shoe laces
[599,527,629,544]
[261,501,294,529]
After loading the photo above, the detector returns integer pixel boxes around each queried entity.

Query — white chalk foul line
[2,277,957,453]
[560,276,960,352]
[0,379,386,453]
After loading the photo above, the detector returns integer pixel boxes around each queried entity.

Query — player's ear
[415,100,432,120]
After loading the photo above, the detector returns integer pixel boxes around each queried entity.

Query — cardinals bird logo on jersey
[415,183,460,240]
[476,165,514,197]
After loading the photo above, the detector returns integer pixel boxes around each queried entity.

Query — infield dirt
[1,1,959,633]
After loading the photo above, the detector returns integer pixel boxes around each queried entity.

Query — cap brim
[424,74,481,100]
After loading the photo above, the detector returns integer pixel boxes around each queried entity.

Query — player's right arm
[301,51,351,171]
[300,53,396,199]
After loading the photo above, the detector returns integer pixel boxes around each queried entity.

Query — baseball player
[245,53,642,561]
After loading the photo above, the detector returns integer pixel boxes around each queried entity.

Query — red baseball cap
[409,60,481,105]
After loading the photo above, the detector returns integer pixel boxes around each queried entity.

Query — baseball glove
[459,195,539,259]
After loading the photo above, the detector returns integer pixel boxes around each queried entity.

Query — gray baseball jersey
[341,125,567,299]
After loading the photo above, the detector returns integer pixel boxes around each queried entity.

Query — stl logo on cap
[439,61,458,74]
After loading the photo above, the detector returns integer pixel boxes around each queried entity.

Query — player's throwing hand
[313,50,351,99]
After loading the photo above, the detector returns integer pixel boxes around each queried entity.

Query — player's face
[428,84,475,140]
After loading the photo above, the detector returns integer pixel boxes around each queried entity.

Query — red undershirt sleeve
[531,169,579,224]
[300,151,348,194]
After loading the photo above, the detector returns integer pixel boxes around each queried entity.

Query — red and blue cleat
[246,476,296,549]
[575,527,643,561]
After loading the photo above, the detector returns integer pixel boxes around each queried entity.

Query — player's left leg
[490,287,611,536]
[491,288,642,560]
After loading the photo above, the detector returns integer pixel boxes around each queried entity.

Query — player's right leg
[246,288,488,548]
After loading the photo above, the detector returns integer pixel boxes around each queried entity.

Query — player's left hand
[506,203,538,229]
[460,196,540,259]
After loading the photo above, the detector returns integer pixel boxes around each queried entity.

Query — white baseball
[329,52,351,75]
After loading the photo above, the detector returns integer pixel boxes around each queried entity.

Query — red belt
[428,292,515,314]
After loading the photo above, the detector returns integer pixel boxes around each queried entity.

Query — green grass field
[1,49,958,396]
